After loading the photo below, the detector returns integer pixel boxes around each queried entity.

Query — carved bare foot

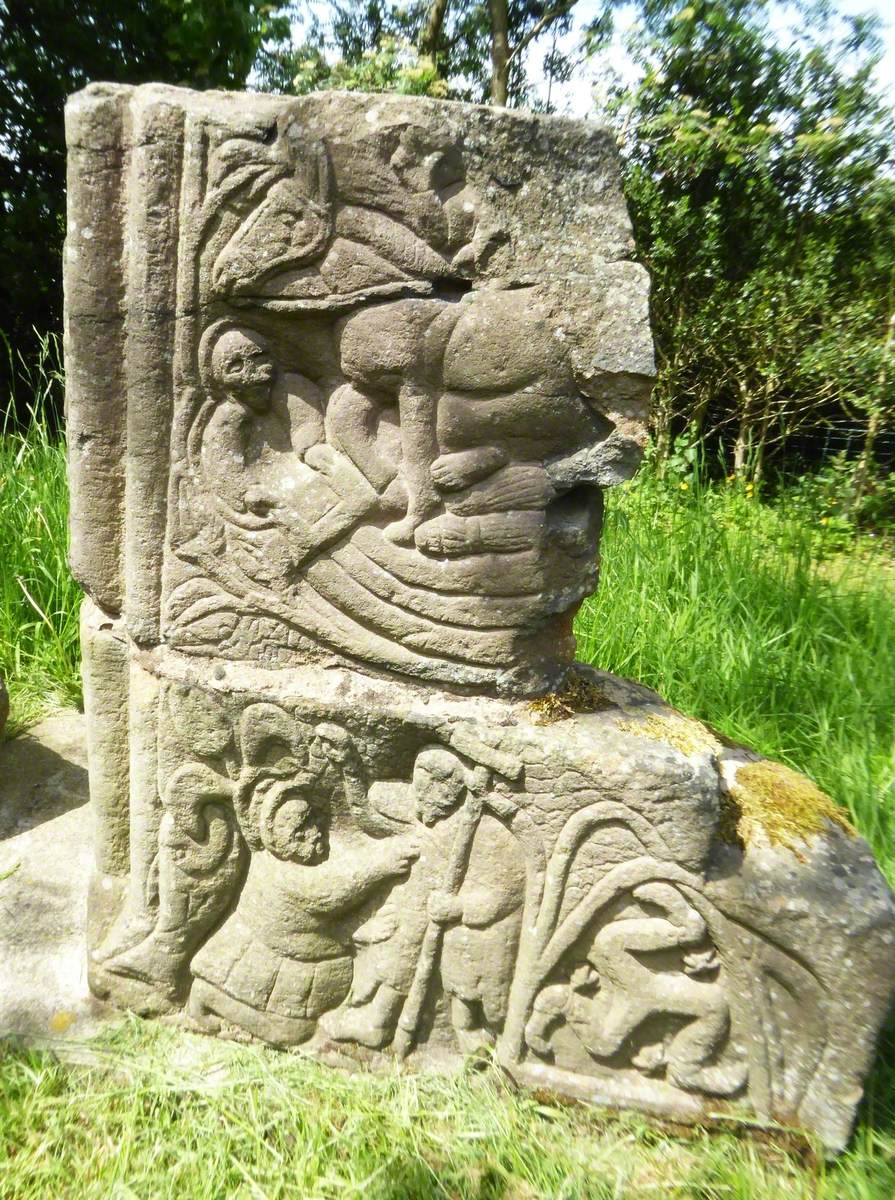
[668,1058,748,1097]
[431,447,507,492]
[319,1006,391,1048]
[386,512,429,545]
[414,514,477,557]
[631,1041,666,1074]
[525,984,570,1058]
[449,465,555,516]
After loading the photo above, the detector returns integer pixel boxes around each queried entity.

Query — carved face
[412,749,467,827]
[259,781,327,864]
[211,329,275,413]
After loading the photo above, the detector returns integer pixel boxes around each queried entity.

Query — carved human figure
[91,762,243,1009]
[193,324,382,574]
[322,746,525,1051]
[525,882,747,1096]
[327,287,609,558]
[188,766,420,1046]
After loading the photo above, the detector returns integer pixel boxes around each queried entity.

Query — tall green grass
[0,339,81,731]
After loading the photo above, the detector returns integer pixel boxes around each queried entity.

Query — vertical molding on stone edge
[64,84,130,613]
[124,90,185,645]
[81,598,131,877]
[126,657,162,923]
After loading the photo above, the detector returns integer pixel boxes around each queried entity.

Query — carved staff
[392,788,485,1060]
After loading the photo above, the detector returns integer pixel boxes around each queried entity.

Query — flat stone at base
[0,712,119,1041]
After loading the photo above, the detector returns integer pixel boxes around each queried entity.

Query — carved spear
[392,784,485,1060]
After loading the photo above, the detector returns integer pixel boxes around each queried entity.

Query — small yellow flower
[820,517,829,525]
[679,481,689,490]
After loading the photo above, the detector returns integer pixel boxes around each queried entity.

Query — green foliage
[588,0,895,478]
[0,0,288,410]
[258,33,451,98]
[576,461,895,875]
[255,1,579,107]
[0,335,81,730]
[0,1016,893,1197]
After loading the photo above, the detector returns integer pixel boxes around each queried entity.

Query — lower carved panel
[81,605,895,1153]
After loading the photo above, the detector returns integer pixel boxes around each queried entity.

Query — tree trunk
[652,398,673,477]
[489,0,510,105]
[419,0,450,60]
[752,378,776,486]
[733,381,755,478]
[849,310,895,519]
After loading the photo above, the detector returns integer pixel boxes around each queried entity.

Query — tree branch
[507,1,579,68]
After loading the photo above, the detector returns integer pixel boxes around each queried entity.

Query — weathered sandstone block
[65,83,894,1153]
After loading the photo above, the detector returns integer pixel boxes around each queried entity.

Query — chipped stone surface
[62,84,895,1153]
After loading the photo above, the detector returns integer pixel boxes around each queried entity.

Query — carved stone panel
[65,85,895,1155]
[66,83,653,693]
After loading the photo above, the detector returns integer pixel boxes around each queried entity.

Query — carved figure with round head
[412,747,469,827]
[210,327,275,413]
[246,775,328,864]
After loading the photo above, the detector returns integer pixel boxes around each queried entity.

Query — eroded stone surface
[64,84,895,1153]
[65,83,653,693]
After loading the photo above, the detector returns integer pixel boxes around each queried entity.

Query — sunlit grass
[2,1018,893,1199]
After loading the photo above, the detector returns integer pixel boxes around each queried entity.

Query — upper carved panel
[66,86,655,692]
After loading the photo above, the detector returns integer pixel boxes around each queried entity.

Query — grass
[0,343,81,730]
[2,1019,894,1199]
[576,470,895,879]
[2,392,895,1196]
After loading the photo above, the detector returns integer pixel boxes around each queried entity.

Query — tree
[256,0,581,108]
[588,0,895,479]
[0,0,287,411]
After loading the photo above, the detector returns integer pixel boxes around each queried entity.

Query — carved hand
[427,890,463,925]
[381,834,421,879]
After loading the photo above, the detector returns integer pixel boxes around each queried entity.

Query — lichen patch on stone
[723,760,855,855]
[614,712,721,757]
[528,672,615,725]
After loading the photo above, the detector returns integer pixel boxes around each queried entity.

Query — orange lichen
[528,672,614,725]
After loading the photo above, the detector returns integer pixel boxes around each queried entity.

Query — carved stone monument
[66,84,895,1153]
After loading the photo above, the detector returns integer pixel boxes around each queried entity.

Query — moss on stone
[528,672,614,725]
[614,712,722,757]
[723,760,855,854]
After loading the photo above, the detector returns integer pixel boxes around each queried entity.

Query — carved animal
[525,883,747,1096]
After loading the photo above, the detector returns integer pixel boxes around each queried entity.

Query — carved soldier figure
[188,768,420,1046]
[322,746,525,1051]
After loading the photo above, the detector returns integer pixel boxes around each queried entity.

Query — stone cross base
[64,83,895,1154]
[82,600,894,1152]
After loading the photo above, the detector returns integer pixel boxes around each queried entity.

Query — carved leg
[450,996,494,1054]
[188,977,316,1046]
[320,984,404,1048]
[665,996,747,1096]
[384,384,440,544]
